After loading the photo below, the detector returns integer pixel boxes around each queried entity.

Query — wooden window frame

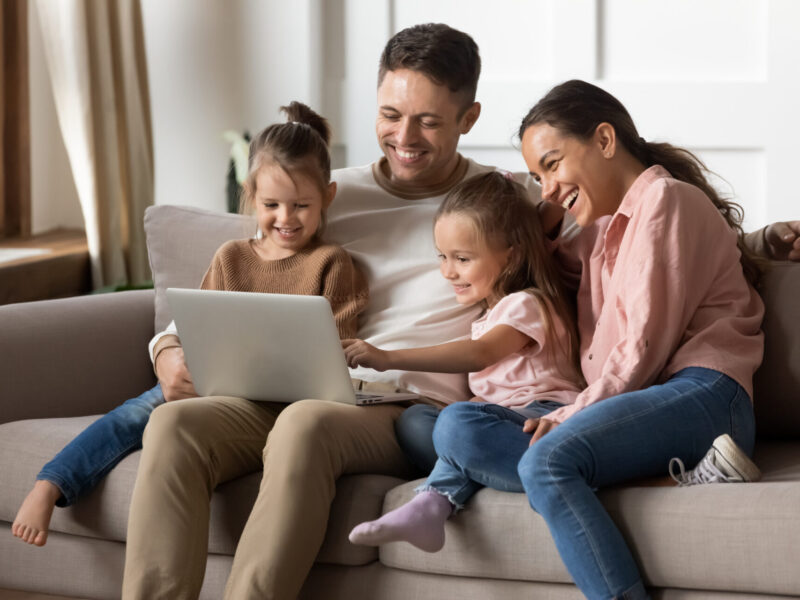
[1,0,31,240]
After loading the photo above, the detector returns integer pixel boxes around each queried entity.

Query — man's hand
[764,220,800,261]
[342,339,391,371]
[537,199,566,239]
[523,417,558,446]
[155,346,198,401]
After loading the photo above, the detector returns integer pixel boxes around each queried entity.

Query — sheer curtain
[35,0,153,288]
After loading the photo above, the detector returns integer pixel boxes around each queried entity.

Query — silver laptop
[166,288,418,405]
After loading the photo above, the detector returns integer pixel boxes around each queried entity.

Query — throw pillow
[144,205,255,332]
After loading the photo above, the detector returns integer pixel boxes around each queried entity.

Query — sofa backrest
[145,205,800,439]
[144,205,255,332]
[752,262,800,438]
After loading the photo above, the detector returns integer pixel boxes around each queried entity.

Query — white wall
[32,0,800,231]
[381,0,799,231]
[140,0,325,213]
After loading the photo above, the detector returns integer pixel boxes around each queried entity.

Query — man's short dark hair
[378,23,481,109]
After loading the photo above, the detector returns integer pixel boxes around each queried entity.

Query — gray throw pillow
[144,205,256,332]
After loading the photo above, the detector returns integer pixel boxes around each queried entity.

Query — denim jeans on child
[395,399,564,477]
[395,403,440,474]
[37,384,165,506]
[418,367,755,600]
[418,400,564,506]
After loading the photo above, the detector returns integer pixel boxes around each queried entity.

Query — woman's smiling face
[521,122,620,227]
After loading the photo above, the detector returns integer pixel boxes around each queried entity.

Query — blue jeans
[419,368,755,600]
[396,401,567,476]
[417,400,563,506]
[395,403,441,474]
[37,384,165,506]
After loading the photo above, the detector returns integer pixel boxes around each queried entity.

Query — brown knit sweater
[154,239,368,362]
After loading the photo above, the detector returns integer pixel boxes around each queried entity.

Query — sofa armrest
[753,262,800,438]
[0,290,157,425]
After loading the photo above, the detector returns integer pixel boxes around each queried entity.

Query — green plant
[223,130,251,213]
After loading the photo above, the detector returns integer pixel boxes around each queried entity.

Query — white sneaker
[669,434,761,486]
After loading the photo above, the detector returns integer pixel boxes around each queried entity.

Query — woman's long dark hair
[519,80,762,286]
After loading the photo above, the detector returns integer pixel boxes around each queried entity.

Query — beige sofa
[1,205,799,599]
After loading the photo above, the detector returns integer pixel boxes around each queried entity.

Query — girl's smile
[253,166,335,260]
[434,213,511,308]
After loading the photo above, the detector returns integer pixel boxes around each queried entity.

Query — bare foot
[11,480,62,546]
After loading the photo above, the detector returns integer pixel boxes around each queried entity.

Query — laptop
[165,288,419,405]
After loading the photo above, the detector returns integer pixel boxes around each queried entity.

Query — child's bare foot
[11,480,62,546]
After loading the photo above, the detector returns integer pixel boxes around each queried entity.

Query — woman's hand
[155,346,198,401]
[537,198,567,239]
[342,339,391,371]
[523,417,559,446]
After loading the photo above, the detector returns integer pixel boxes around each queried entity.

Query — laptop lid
[166,288,359,404]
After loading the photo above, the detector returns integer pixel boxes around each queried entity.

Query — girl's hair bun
[281,101,331,147]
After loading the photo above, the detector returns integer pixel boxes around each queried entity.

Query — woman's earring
[255,228,263,240]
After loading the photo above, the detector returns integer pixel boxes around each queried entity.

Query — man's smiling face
[376,68,479,190]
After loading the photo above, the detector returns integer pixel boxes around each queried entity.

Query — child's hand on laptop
[342,339,391,372]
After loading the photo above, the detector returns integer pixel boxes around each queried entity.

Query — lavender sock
[348,490,453,553]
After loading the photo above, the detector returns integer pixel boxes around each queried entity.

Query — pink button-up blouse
[546,165,764,424]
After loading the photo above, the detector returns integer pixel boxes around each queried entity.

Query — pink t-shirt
[468,291,583,408]
[547,165,765,424]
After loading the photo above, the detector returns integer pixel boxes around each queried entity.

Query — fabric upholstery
[752,262,800,437]
[379,441,800,596]
[0,415,390,564]
[143,205,255,332]
[0,290,156,425]
[2,530,795,600]
[3,412,800,596]
[301,562,796,600]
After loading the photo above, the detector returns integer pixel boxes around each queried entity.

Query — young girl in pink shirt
[343,170,584,552]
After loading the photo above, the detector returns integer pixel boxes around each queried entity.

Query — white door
[332,0,800,230]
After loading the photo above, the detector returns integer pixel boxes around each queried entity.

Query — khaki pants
[122,384,417,600]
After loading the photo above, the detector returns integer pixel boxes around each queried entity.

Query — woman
[423,80,765,599]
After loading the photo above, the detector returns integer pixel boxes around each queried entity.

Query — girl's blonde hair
[240,101,332,238]
[435,171,583,382]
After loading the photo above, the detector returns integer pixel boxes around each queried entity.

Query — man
[122,23,498,600]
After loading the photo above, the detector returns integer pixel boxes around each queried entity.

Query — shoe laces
[669,453,738,486]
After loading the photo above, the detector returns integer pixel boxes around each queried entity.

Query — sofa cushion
[0,290,157,424]
[753,262,800,438]
[3,414,800,596]
[0,415,401,566]
[379,441,800,597]
[144,205,256,332]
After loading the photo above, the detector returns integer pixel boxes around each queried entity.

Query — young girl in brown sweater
[12,102,367,547]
